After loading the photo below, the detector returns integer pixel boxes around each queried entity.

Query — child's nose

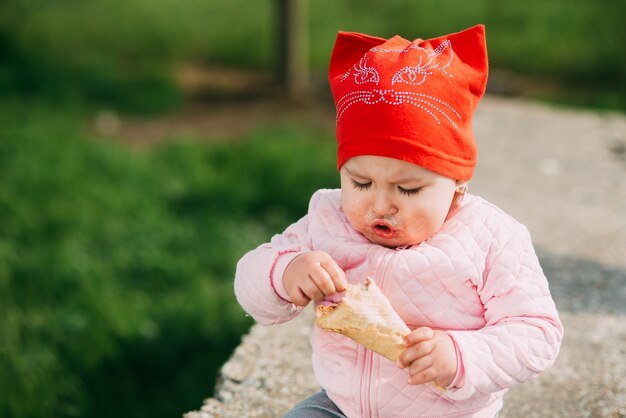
[372,192,398,216]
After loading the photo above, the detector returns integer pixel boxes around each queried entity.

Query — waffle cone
[315,278,410,361]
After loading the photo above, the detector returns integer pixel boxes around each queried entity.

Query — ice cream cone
[315,278,410,361]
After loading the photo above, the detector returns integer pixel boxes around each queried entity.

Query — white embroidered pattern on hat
[335,39,459,129]
[353,56,380,84]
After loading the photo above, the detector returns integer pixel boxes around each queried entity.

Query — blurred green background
[1,1,624,417]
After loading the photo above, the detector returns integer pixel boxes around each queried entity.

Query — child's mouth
[371,220,398,239]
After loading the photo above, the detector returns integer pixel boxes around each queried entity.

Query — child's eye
[398,186,422,196]
[350,178,371,190]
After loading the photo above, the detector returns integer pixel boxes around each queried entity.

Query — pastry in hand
[315,278,410,361]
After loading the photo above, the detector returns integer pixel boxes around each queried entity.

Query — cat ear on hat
[427,24,489,97]
[328,31,387,81]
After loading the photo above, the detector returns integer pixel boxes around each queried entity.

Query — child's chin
[372,233,426,248]
[367,234,406,248]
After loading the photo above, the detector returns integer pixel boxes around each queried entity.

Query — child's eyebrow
[392,175,424,183]
[344,166,365,177]
[346,166,424,183]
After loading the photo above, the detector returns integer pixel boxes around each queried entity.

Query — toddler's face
[340,155,460,247]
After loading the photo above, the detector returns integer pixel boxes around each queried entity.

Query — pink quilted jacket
[235,189,563,418]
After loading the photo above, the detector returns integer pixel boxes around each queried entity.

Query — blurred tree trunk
[277,0,309,102]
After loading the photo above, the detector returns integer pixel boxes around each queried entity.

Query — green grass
[0,102,338,418]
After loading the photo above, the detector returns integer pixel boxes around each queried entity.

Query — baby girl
[235,25,563,418]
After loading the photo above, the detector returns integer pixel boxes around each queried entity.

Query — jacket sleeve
[234,212,313,326]
[444,226,563,400]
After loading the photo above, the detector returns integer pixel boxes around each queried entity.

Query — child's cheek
[343,204,368,234]
[345,209,363,232]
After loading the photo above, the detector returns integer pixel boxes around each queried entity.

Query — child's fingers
[300,277,326,302]
[320,257,347,292]
[397,340,434,368]
[309,267,337,297]
[289,288,311,307]
[404,327,435,345]
[408,365,437,386]
[407,355,434,378]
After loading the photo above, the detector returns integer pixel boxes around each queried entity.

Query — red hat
[329,25,488,180]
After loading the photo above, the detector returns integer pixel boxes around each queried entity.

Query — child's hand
[282,251,347,307]
[397,327,457,388]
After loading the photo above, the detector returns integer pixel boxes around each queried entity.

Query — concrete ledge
[185,311,626,418]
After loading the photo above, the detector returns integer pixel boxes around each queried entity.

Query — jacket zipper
[360,347,373,418]
[360,247,402,417]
